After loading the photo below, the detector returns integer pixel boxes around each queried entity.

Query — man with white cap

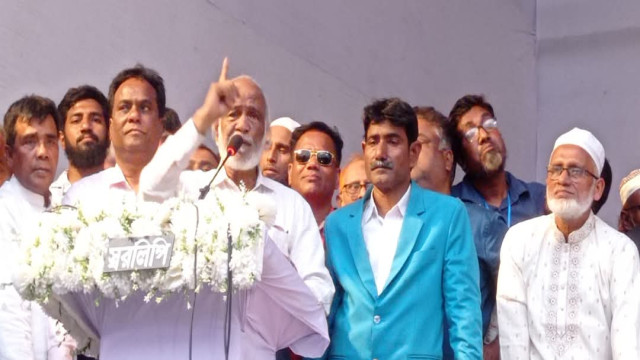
[260,116,300,186]
[497,127,640,359]
[618,169,640,252]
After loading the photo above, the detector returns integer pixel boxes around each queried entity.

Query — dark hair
[291,121,344,166]
[447,94,495,166]
[108,64,166,117]
[162,107,181,134]
[592,157,612,214]
[3,95,60,147]
[414,105,456,181]
[363,98,417,144]
[57,85,110,130]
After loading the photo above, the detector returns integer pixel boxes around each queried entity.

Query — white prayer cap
[552,127,605,175]
[619,169,640,206]
[270,117,300,133]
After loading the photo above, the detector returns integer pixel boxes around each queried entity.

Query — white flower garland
[13,188,275,306]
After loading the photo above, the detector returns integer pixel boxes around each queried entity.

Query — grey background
[0,0,637,226]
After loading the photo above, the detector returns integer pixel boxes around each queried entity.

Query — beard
[216,131,264,171]
[547,183,595,221]
[481,149,504,174]
[65,135,109,169]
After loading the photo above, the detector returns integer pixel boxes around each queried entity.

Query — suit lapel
[382,182,425,292]
[346,188,378,300]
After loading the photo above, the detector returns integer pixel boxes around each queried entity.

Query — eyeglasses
[341,181,371,195]
[547,165,599,180]
[463,118,498,142]
[293,149,336,166]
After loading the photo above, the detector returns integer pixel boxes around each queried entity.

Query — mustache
[76,133,99,144]
[370,159,394,170]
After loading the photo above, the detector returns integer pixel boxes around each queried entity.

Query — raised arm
[139,58,239,202]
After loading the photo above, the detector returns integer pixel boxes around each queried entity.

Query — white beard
[547,183,595,221]
[215,131,264,171]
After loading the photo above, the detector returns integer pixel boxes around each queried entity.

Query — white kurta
[138,119,335,314]
[497,213,640,359]
[0,177,72,360]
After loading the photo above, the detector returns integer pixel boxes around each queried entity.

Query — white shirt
[497,213,640,359]
[49,170,71,208]
[362,185,411,294]
[139,119,335,313]
[0,177,72,360]
[62,166,137,208]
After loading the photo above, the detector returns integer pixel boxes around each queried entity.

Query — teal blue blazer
[324,182,482,359]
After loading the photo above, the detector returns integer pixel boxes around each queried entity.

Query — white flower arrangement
[13,188,275,307]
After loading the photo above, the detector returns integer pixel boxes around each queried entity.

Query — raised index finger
[218,57,229,82]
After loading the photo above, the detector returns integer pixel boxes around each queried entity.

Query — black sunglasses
[294,149,336,166]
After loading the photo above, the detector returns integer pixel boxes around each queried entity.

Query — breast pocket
[409,247,438,267]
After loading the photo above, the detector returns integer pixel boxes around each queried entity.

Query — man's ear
[443,149,454,173]
[287,162,293,185]
[620,210,634,232]
[5,144,13,169]
[592,177,605,202]
[408,140,421,169]
[59,131,66,151]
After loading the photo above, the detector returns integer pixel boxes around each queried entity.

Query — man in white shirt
[497,127,640,359]
[60,60,330,358]
[260,116,300,186]
[63,65,166,206]
[139,60,334,314]
[50,85,110,206]
[0,95,72,359]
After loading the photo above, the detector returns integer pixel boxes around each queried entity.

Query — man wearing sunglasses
[288,121,343,230]
[323,98,482,359]
[336,154,369,207]
[448,95,546,228]
[497,128,640,359]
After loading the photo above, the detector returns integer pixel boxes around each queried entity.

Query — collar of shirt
[362,183,411,224]
[456,171,529,210]
[50,169,70,191]
[550,212,595,244]
[3,175,48,210]
[211,166,274,193]
[106,165,134,190]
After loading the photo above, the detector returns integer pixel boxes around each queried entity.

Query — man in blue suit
[323,98,482,359]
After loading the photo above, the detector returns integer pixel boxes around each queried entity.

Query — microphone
[198,134,244,200]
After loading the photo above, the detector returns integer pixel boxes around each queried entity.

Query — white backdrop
[2,0,632,225]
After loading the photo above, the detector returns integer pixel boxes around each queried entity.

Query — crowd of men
[0,58,639,359]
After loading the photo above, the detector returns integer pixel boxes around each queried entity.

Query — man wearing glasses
[497,128,640,359]
[336,154,369,207]
[288,121,343,231]
[448,95,546,227]
[411,105,507,360]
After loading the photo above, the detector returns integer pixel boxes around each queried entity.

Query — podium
[39,238,329,360]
